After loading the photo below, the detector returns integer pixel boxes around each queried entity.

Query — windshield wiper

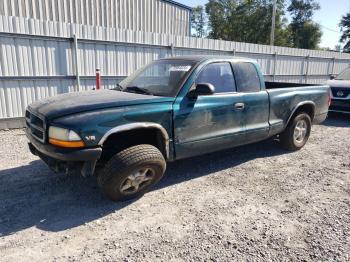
[113,83,124,91]
[125,86,153,95]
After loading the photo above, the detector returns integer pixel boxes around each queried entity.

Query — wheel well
[99,128,168,164]
[290,103,315,123]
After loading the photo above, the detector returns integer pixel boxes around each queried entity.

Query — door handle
[234,102,245,110]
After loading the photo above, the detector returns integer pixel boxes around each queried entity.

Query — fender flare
[98,122,170,159]
[286,101,316,126]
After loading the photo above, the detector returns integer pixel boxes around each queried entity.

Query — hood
[28,90,174,120]
[326,79,350,88]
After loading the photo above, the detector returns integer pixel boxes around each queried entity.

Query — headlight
[48,126,85,148]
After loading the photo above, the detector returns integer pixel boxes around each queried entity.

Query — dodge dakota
[26,56,331,201]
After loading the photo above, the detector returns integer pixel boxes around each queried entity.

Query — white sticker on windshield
[169,65,191,72]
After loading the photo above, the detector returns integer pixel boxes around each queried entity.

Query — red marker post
[96,68,101,90]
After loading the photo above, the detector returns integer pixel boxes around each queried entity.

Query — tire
[280,112,312,151]
[97,144,166,202]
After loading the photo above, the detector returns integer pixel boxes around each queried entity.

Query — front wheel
[280,112,312,151]
[97,144,166,202]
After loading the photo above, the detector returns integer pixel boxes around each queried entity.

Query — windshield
[117,59,196,97]
[336,68,350,80]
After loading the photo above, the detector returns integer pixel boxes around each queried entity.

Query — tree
[334,44,342,52]
[287,0,319,23]
[287,0,322,49]
[339,12,350,52]
[205,0,229,40]
[204,0,292,46]
[191,5,207,38]
[195,0,321,50]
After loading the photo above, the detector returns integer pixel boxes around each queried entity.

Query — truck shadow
[0,138,289,237]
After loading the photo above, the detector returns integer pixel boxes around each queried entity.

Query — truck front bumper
[26,129,102,176]
[329,99,350,114]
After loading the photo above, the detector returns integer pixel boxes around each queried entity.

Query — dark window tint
[232,63,261,92]
[196,63,235,93]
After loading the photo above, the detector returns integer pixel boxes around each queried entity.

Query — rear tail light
[328,88,332,107]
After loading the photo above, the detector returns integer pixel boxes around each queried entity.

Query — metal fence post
[73,34,81,92]
[272,52,277,82]
[233,49,236,56]
[305,55,310,83]
[331,57,336,76]
[170,43,175,57]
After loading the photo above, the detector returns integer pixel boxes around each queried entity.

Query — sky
[176,0,350,49]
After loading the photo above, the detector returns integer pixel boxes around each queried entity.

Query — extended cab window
[196,62,236,93]
[232,62,261,92]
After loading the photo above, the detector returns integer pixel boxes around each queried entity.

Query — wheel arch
[286,101,315,127]
[98,123,170,160]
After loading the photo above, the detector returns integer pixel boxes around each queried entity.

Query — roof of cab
[159,55,257,63]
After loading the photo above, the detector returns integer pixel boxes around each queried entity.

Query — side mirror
[188,83,215,98]
[330,75,336,80]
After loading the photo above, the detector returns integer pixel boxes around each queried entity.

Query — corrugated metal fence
[1,15,350,126]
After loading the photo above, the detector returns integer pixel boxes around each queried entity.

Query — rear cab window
[232,62,261,92]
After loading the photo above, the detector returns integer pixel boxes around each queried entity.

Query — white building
[0,0,192,36]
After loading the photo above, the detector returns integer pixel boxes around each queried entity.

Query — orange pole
[96,68,101,90]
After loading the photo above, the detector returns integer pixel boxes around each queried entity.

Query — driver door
[173,62,246,159]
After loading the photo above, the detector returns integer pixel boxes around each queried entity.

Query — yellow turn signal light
[49,138,85,148]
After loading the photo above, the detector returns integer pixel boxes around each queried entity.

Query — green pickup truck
[26,56,331,201]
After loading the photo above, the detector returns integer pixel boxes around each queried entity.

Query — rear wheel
[97,144,166,202]
[280,112,312,151]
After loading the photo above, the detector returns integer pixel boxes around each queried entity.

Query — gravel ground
[0,113,349,262]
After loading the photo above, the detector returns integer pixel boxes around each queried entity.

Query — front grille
[25,110,46,142]
[331,87,350,98]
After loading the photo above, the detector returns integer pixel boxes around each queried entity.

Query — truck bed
[265,81,317,89]
[264,81,330,137]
